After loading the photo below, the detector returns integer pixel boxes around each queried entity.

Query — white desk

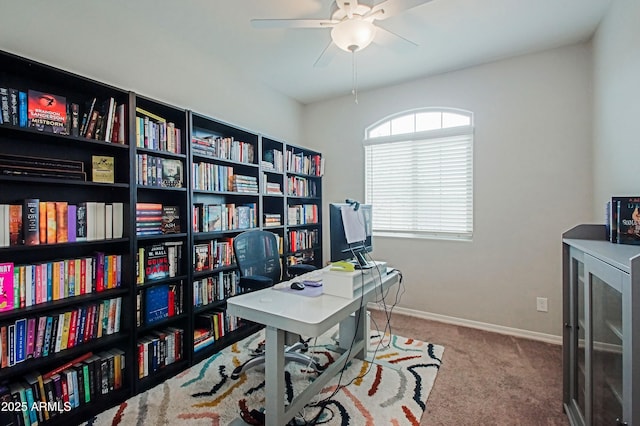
[227,266,399,426]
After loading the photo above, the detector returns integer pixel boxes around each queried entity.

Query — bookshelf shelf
[0,49,322,424]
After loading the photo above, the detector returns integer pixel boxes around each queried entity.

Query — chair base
[230,346,324,380]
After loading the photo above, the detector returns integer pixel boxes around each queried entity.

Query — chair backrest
[233,230,282,283]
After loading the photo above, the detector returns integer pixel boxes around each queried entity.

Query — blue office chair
[231,229,322,380]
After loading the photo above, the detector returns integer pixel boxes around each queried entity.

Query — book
[76,202,87,241]
[161,158,183,188]
[23,198,39,245]
[194,243,211,271]
[15,317,27,363]
[0,87,9,123]
[206,204,222,231]
[0,263,14,312]
[9,204,22,245]
[144,244,170,281]
[27,90,67,134]
[70,103,80,137]
[46,201,56,244]
[8,88,18,126]
[161,205,180,234]
[19,91,27,128]
[617,197,640,245]
[56,201,68,243]
[145,285,169,324]
[91,155,115,183]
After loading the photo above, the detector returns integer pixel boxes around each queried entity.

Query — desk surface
[227,267,398,337]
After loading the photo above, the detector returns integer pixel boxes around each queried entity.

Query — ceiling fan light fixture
[330,18,376,52]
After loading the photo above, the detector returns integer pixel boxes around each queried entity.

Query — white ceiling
[122,0,612,104]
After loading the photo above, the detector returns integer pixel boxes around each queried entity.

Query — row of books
[0,297,122,369]
[135,107,182,154]
[79,97,126,143]
[288,228,321,253]
[286,150,323,177]
[0,350,125,425]
[136,242,183,285]
[193,239,234,272]
[192,162,255,192]
[193,310,240,352]
[264,179,283,195]
[262,148,284,172]
[286,175,318,198]
[230,174,258,193]
[0,88,126,144]
[136,154,184,188]
[287,204,319,226]
[287,252,315,267]
[137,327,184,379]
[191,136,255,164]
[0,152,87,182]
[605,196,640,245]
[137,283,183,326]
[0,254,121,313]
[192,202,257,233]
[263,213,282,227]
[135,203,180,236]
[193,270,240,308]
[0,199,124,248]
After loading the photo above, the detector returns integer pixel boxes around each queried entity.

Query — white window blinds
[364,113,473,240]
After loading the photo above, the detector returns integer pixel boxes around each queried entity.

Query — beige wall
[303,44,594,336]
[592,0,640,217]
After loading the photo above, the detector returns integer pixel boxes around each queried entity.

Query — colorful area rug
[85,327,444,425]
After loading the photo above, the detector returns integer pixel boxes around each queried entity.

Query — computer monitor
[329,202,373,269]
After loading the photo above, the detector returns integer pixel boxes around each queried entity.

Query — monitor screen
[329,202,373,268]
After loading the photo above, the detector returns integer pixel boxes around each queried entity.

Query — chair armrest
[288,264,316,277]
[238,275,273,291]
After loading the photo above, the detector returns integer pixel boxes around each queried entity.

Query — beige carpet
[369,310,568,426]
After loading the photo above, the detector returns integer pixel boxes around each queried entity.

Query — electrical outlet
[536,297,548,312]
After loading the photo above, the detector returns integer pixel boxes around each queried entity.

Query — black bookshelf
[0,49,323,425]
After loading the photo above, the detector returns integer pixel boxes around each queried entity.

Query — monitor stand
[353,251,374,269]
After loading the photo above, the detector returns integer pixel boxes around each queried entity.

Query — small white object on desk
[322,261,387,298]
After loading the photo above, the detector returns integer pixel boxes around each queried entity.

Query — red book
[60,375,69,404]
[26,317,36,358]
[80,258,86,294]
[42,351,93,380]
[67,309,78,349]
[168,290,175,317]
[0,325,7,367]
[95,253,105,292]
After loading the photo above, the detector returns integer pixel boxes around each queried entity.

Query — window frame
[363,107,474,241]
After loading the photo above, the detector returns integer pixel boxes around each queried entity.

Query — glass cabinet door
[569,255,586,424]
[590,274,623,424]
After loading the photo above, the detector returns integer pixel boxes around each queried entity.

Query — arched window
[364,108,473,240]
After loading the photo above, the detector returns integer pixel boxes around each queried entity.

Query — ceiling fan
[251,0,433,66]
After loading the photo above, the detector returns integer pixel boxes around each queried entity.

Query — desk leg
[265,325,285,426]
[353,307,367,360]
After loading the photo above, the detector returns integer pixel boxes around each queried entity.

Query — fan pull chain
[351,47,359,104]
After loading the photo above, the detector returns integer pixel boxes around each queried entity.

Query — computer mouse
[290,281,305,290]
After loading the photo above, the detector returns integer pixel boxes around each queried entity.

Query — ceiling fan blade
[251,19,336,29]
[336,0,359,18]
[373,24,418,49]
[369,0,433,20]
[314,42,340,68]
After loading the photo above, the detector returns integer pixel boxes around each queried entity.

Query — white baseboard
[368,304,562,345]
